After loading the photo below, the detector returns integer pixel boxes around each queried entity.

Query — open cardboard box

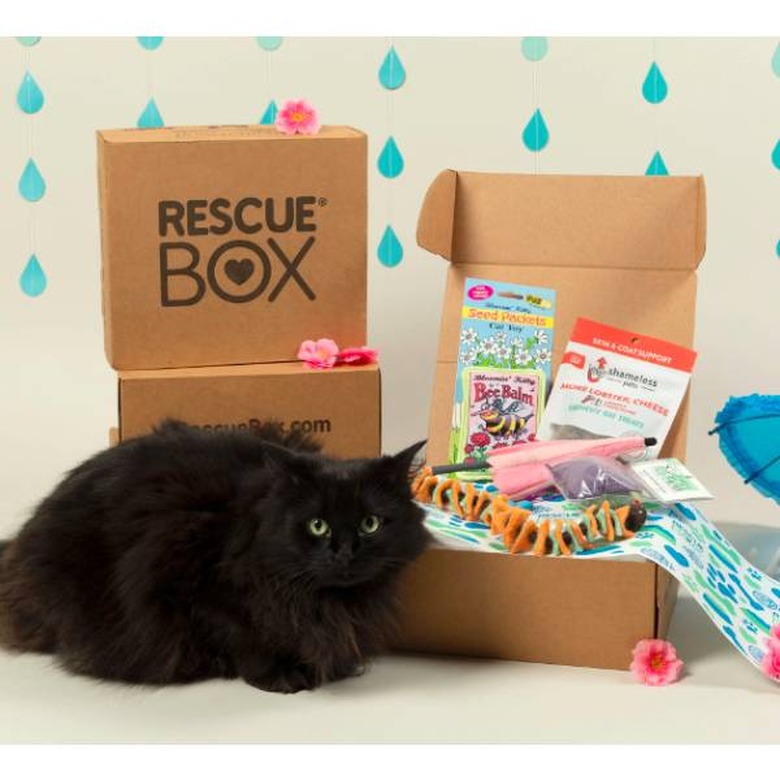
[395,171,706,670]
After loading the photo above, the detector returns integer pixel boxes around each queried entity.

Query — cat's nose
[333,542,352,565]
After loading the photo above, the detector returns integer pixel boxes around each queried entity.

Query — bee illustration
[479,398,534,438]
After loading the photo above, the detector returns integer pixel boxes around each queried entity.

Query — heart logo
[224,258,255,285]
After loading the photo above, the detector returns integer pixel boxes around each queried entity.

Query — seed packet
[537,318,697,459]
[449,277,556,476]
[454,367,546,465]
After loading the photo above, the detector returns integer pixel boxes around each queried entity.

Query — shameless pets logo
[157,195,326,306]
[586,356,608,383]
[586,356,659,389]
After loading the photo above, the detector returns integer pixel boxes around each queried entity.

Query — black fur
[0,420,429,693]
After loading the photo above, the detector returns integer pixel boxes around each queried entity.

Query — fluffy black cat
[0,420,430,693]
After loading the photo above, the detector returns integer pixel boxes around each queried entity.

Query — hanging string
[643,37,669,175]
[385,40,394,233]
[652,38,659,154]
[16,37,47,297]
[773,42,780,259]
[521,38,550,170]
[377,38,406,268]
[532,59,539,175]
[137,37,164,128]
[257,37,283,124]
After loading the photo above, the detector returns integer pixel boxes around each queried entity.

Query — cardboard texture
[397,170,705,669]
[98,125,367,370]
[396,551,678,670]
[118,362,381,459]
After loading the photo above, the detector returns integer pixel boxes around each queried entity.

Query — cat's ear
[262,441,314,484]
[387,439,427,484]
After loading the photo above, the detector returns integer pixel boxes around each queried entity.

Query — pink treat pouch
[538,318,697,458]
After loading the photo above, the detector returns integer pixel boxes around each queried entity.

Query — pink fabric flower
[630,639,684,686]
[336,346,379,366]
[297,338,339,369]
[275,99,320,135]
[761,625,780,681]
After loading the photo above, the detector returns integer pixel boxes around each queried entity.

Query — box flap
[416,169,457,260]
[417,171,706,270]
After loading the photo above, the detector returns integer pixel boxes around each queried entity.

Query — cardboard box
[395,171,705,670]
[397,551,677,670]
[98,125,367,370]
[117,362,381,459]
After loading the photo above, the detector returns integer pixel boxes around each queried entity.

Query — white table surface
[1,523,778,744]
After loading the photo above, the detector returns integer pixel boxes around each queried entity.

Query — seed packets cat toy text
[449,278,556,477]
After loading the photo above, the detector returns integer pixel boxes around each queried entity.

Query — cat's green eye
[307,518,330,538]
[359,515,383,535]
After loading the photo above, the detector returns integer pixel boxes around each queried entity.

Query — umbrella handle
[709,414,780,434]
[744,452,780,485]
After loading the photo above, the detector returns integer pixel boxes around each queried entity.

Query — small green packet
[629,458,713,502]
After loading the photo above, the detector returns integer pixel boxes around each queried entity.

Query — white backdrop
[0,37,778,537]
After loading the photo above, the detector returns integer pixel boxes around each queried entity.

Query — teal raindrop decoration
[642,61,668,104]
[773,140,780,171]
[379,45,406,90]
[776,239,780,259]
[521,37,548,62]
[257,37,283,51]
[137,37,164,51]
[16,71,45,114]
[377,226,404,267]
[259,99,278,125]
[20,254,47,297]
[772,43,780,78]
[378,137,404,178]
[16,37,41,46]
[19,158,46,202]
[522,109,549,152]
[645,151,669,176]
[138,98,164,128]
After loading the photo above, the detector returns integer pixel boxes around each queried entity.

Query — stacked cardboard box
[396,171,706,670]
[98,125,379,458]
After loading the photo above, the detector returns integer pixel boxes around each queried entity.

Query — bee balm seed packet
[449,278,556,477]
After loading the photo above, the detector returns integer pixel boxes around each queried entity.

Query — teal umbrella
[709,394,780,506]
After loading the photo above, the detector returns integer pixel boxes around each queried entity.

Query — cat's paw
[244,661,318,694]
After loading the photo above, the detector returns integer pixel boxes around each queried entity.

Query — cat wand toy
[429,435,656,499]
